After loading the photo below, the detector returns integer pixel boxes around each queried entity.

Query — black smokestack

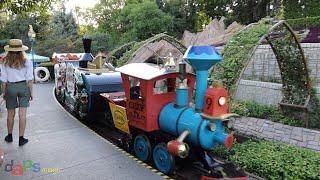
[83,38,92,53]
[79,38,94,68]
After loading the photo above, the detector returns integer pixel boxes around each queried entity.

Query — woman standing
[1,39,33,146]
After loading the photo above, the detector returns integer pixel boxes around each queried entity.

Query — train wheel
[153,143,175,174]
[134,135,152,162]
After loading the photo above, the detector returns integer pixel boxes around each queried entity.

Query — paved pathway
[0,83,162,180]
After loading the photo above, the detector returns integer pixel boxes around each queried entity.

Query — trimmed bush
[230,100,304,127]
[287,16,320,29]
[212,140,320,180]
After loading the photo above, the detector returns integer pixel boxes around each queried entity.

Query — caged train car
[97,46,248,179]
[54,38,123,119]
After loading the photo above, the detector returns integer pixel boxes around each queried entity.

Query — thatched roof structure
[109,34,186,66]
[129,40,183,64]
[182,17,244,47]
[108,18,243,69]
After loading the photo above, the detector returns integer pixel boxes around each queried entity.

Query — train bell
[164,53,176,71]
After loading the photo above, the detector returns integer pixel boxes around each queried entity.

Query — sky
[64,0,99,11]
[64,0,99,25]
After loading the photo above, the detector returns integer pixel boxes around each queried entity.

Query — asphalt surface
[0,83,163,180]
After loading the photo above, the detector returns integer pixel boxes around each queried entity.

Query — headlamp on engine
[218,96,227,106]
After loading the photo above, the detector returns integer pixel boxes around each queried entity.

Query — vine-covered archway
[212,19,319,128]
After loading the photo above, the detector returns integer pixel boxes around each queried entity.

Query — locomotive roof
[116,63,176,80]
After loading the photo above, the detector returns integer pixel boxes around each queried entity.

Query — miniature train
[54,38,123,119]
[54,45,247,179]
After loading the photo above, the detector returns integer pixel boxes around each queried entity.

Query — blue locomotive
[100,46,246,179]
[55,42,246,179]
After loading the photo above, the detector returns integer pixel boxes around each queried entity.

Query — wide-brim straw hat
[4,39,29,52]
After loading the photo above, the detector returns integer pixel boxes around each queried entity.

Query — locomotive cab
[116,63,196,132]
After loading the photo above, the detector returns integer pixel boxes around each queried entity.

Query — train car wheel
[153,143,175,174]
[134,135,152,162]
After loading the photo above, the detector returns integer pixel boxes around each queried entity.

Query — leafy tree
[283,0,320,19]
[228,0,271,25]
[35,10,79,56]
[0,0,55,14]
[0,15,34,45]
[303,0,320,18]
[113,1,173,42]
[73,32,114,55]
[283,0,304,19]
[88,1,174,45]
[197,0,230,19]
[0,13,51,52]
[86,0,125,32]
[158,0,198,36]
[49,10,78,40]
[79,25,95,36]
[36,37,78,57]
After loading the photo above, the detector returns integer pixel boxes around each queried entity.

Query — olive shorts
[5,82,30,109]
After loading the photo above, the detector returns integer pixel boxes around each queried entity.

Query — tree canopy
[1,0,319,55]
[0,0,54,14]
[113,1,173,42]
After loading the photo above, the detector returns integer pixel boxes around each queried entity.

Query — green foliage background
[287,16,320,29]
[230,100,304,127]
[213,140,320,179]
[283,0,320,19]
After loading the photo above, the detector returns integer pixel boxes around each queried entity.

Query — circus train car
[54,38,123,119]
[101,46,247,179]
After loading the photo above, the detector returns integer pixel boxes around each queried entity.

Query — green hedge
[230,100,304,127]
[287,16,320,28]
[213,140,320,180]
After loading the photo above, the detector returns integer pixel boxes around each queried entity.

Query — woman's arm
[27,80,33,100]
[1,82,6,98]
[0,63,7,98]
[25,59,34,100]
